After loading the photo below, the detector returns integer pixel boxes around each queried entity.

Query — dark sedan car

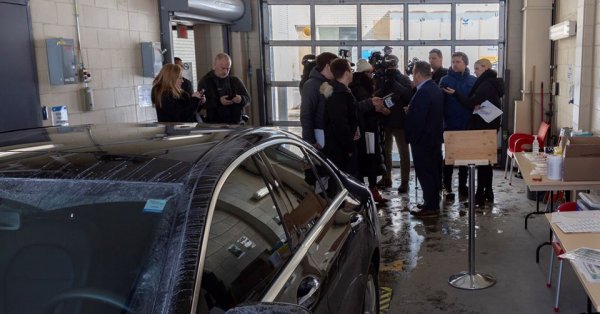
[0,123,381,314]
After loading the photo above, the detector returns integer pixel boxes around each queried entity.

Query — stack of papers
[552,211,600,233]
[473,100,503,123]
[560,247,600,283]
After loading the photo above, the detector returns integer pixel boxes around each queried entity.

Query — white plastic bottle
[532,135,539,155]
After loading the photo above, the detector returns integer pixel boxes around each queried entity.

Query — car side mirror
[225,302,311,314]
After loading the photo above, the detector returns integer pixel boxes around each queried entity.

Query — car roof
[0,123,293,183]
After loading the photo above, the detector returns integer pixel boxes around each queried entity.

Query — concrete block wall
[31,0,159,126]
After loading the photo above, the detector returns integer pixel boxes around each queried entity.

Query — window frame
[262,0,505,126]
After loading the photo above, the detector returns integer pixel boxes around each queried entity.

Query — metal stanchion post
[448,164,496,290]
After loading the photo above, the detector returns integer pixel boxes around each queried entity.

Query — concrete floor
[377,167,590,314]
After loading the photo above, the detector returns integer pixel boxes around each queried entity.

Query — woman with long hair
[152,64,205,122]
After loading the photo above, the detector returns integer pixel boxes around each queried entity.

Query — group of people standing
[300,52,392,203]
[300,49,504,218]
[151,53,250,124]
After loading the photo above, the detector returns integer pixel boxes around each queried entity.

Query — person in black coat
[404,61,444,218]
[320,59,387,181]
[429,48,448,84]
[300,52,338,148]
[152,64,205,122]
[350,59,391,203]
[447,58,504,206]
[197,53,251,124]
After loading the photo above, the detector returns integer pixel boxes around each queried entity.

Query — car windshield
[0,178,183,314]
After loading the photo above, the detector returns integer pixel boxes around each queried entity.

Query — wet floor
[377,168,589,314]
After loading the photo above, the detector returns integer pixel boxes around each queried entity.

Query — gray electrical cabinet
[141,42,163,78]
[46,38,77,85]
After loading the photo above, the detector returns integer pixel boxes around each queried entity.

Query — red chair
[546,201,577,312]
[504,121,550,185]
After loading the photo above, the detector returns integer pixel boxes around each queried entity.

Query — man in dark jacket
[429,49,448,85]
[439,52,476,200]
[300,52,338,148]
[404,61,444,217]
[197,53,250,124]
[375,54,413,193]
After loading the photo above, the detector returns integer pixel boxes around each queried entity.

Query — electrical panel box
[141,42,163,78]
[46,38,77,85]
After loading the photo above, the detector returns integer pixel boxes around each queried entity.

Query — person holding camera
[439,52,476,201]
[197,53,251,124]
[374,54,413,193]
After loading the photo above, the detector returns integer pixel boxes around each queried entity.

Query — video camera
[339,49,351,59]
[369,49,397,82]
[405,57,419,75]
[338,49,356,67]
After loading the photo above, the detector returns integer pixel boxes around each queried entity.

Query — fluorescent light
[550,20,576,41]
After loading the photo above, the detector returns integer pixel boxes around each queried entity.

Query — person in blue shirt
[439,52,476,201]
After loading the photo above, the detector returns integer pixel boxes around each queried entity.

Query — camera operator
[372,54,413,193]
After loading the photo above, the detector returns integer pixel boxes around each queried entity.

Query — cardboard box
[563,137,600,181]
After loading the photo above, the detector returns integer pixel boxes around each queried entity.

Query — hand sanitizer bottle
[532,135,539,155]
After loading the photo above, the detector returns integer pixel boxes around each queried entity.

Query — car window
[199,155,291,313]
[260,144,343,240]
[0,179,182,314]
[303,148,343,199]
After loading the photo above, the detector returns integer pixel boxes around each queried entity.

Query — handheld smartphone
[383,94,395,108]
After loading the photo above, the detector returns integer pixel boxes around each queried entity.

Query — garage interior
[2,0,600,313]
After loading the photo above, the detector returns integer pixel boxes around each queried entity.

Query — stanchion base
[448,272,496,290]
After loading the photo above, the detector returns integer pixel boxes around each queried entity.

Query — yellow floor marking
[380,286,393,312]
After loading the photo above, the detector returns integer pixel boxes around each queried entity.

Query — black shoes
[397,183,409,194]
[485,190,494,203]
[410,208,440,218]
[377,178,392,189]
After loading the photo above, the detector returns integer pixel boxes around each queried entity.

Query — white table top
[514,153,600,191]
[546,213,600,311]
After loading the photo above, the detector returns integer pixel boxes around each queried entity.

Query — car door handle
[297,276,320,309]
[350,213,364,230]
